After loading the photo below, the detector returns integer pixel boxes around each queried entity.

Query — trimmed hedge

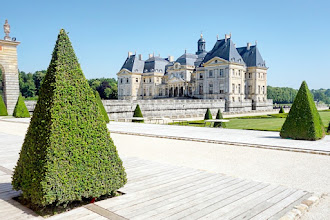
[12,29,126,207]
[94,90,110,123]
[204,108,212,120]
[13,95,30,118]
[280,81,325,140]
[214,109,226,128]
[0,95,8,116]
[279,106,284,113]
[132,104,144,123]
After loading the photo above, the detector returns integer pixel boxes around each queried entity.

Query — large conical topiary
[204,108,212,120]
[280,81,325,140]
[94,90,110,123]
[214,109,226,128]
[13,95,30,118]
[12,29,126,207]
[279,106,284,113]
[0,95,8,116]
[132,104,144,123]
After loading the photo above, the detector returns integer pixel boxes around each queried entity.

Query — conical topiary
[279,106,284,113]
[132,104,144,123]
[327,121,330,133]
[94,90,110,123]
[204,108,212,120]
[280,81,325,140]
[0,95,8,116]
[13,95,30,118]
[12,29,126,207]
[214,109,226,128]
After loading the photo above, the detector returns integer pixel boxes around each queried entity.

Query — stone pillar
[0,40,20,115]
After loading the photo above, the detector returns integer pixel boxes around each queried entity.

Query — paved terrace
[0,118,323,219]
[106,122,330,155]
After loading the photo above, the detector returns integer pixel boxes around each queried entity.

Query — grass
[169,111,330,133]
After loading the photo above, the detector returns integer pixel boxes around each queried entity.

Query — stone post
[0,39,20,115]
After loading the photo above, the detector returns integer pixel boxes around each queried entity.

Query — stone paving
[0,124,318,219]
[105,122,330,155]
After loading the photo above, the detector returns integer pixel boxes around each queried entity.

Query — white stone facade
[118,34,272,112]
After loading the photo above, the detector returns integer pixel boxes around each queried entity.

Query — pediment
[168,76,185,83]
[117,68,132,76]
[203,57,228,66]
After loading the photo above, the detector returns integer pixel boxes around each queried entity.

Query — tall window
[238,84,241,94]
[232,84,235,93]
[127,78,129,83]
[258,85,261,94]
[120,78,123,84]
[200,73,203,79]
[249,85,252,94]
[136,78,138,83]
[209,83,213,94]
[249,73,251,78]
[199,84,203,95]
[232,69,235,76]
[238,70,241,76]
[263,86,265,94]
[209,70,213,78]
[219,69,224,77]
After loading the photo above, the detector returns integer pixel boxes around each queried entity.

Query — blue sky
[1,0,329,89]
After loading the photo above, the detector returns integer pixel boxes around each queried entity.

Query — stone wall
[102,99,226,120]
[25,99,276,120]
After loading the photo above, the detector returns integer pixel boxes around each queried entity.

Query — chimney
[139,54,142,60]
[168,55,174,62]
[247,42,251,50]
[149,53,154,58]
[128,51,133,58]
[225,33,231,42]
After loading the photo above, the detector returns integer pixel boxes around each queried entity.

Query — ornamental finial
[4,19,11,41]
[200,32,203,39]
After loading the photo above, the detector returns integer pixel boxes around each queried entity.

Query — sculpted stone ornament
[4,19,11,41]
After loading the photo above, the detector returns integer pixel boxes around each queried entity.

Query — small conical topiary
[12,29,126,207]
[0,95,8,116]
[327,121,330,133]
[280,81,325,140]
[94,90,110,123]
[13,95,30,118]
[214,109,226,128]
[279,106,284,113]
[204,108,212,120]
[132,104,144,123]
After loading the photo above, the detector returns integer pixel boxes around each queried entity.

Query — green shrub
[94,90,110,123]
[12,29,126,207]
[328,121,330,133]
[268,113,288,118]
[132,104,144,123]
[0,95,8,116]
[280,81,325,140]
[204,108,212,120]
[279,106,285,113]
[13,95,30,118]
[214,109,226,128]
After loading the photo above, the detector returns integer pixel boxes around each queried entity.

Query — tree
[132,104,144,123]
[279,106,285,113]
[12,29,126,207]
[94,90,110,123]
[280,81,325,140]
[33,70,46,95]
[214,109,226,128]
[0,95,8,116]
[204,108,212,120]
[13,95,30,118]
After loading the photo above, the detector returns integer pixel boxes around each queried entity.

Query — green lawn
[169,111,330,133]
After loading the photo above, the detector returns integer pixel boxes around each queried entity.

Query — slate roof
[200,38,245,66]
[194,51,207,67]
[176,53,198,66]
[236,45,266,67]
[121,55,145,73]
[143,56,169,73]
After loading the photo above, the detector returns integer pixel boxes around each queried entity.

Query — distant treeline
[0,70,329,104]
[0,70,118,100]
[267,86,330,104]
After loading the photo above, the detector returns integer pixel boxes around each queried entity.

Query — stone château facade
[117,34,272,111]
